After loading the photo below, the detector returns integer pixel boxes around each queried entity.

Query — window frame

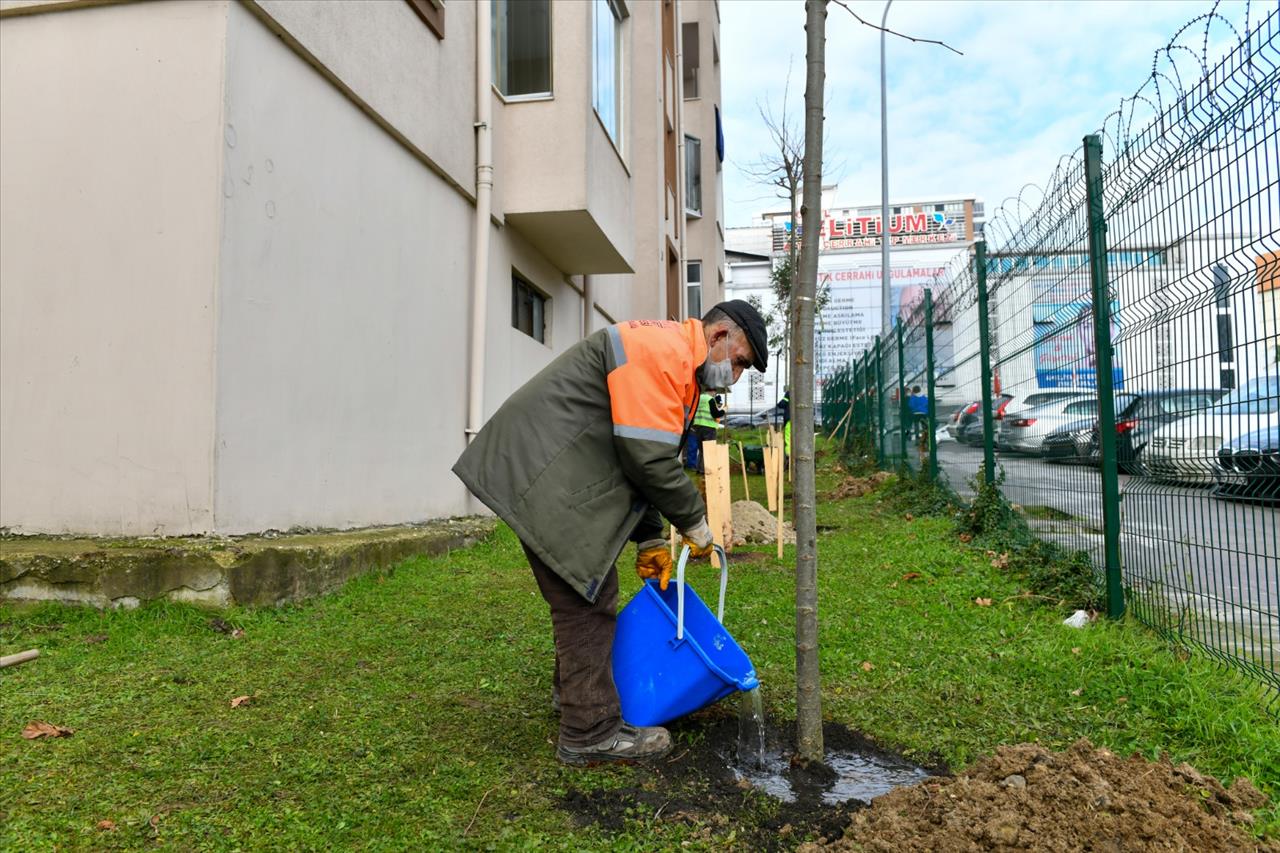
[686,260,703,320]
[592,0,625,147]
[406,0,445,39]
[511,270,550,345]
[684,134,702,216]
[493,0,553,101]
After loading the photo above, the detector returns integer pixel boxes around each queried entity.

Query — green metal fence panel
[1083,134,1126,619]
[830,2,1278,705]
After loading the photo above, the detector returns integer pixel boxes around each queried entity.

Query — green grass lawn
[2,447,1277,850]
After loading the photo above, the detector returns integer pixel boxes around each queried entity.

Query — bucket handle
[675,544,728,641]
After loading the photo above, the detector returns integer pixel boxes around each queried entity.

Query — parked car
[1146,376,1280,483]
[956,394,1013,446]
[1086,388,1228,474]
[1002,389,1094,418]
[996,395,1096,455]
[723,404,785,430]
[946,401,979,440]
[1212,425,1279,504]
[1041,416,1097,463]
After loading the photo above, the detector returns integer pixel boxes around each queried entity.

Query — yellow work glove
[680,517,715,559]
[635,539,674,590]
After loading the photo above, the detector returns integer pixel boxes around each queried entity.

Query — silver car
[997,395,1096,455]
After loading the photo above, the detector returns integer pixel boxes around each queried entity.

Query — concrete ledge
[0,518,496,608]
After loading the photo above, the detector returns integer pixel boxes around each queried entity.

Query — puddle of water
[820,752,932,805]
[731,686,930,804]
[732,743,931,805]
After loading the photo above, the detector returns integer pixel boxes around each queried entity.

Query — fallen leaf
[991,553,1010,569]
[888,581,899,589]
[861,661,875,672]
[1070,688,1083,696]
[1116,696,1128,704]
[974,598,993,607]
[230,628,246,639]
[230,695,253,708]
[904,513,914,521]
[901,572,922,581]
[1071,647,1081,655]
[150,814,162,829]
[208,618,233,635]
[958,533,973,544]
[84,634,108,644]
[22,721,73,739]
[97,820,116,831]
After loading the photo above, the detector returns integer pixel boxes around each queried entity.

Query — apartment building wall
[0,0,720,536]
[0,0,227,534]
[681,0,725,317]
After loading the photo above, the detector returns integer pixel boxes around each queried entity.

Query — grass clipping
[806,739,1275,852]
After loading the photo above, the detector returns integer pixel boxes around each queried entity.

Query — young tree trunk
[793,0,827,763]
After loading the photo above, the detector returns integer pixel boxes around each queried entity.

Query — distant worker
[685,391,724,474]
[776,387,791,427]
[907,385,930,440]
[453,301,767,766]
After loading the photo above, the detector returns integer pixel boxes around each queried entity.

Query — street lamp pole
[879,0,894,336]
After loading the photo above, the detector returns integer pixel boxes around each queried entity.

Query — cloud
[720,0,1251,228]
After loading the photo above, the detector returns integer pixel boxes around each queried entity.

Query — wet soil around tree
[561,711,1274,851]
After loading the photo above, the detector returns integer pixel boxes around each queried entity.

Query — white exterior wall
[0,0,228,535]
[0,0,690,536]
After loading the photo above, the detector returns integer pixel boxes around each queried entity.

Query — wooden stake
[763,446,777,512]
[776,431,785,559]
[0,649,39,669]
[670,523,678,560]
[737,441,750,502]
[703,440,732,569]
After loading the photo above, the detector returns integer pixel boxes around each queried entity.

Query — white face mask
[698,340,734,392]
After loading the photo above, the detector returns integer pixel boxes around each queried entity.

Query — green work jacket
[453,320,709,601]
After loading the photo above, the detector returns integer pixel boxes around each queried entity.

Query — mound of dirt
[827,471,894,501]
[807,738,1275,853]
[731,500,796,545]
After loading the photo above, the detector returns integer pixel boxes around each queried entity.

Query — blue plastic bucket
[612,546,759,727]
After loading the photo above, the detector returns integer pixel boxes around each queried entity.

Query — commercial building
[0,0,725,536]
[724,192,981,414]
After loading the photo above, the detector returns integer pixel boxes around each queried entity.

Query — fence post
[974,241,996,486]
[924,289,938,482]
[896,322,908,464]
[874,335,886,467]
[1083,133,1125,620]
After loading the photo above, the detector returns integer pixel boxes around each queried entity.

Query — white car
[1145,376,1279,484]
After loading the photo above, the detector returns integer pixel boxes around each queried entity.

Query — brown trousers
[522,542,622,748]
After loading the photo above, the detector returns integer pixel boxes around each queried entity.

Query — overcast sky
[719,0,1250,228]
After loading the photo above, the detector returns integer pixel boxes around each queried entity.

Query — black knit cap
[710,299,768,372]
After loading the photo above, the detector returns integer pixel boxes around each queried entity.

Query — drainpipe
[466,0,494,443]
[582,275,594,338]
[674,0,687,320]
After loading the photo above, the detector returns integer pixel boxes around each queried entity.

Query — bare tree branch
[831,0,964,55]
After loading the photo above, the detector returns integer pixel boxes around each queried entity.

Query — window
[1065,400,1097,415]
[681,22,699,98]
[493,0,551,98]
[685,135,701,215]
[593,0,623,144]
[406,0,445,38]
[687,261,703,319]
[512,272,547,343]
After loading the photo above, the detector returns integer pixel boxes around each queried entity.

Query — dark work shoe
[556,724,673,766]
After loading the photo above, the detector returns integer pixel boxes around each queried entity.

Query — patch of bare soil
[561,713,941,852]
[827,471,894,501]
[731,500,796,546]
[809,738,1275,853]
